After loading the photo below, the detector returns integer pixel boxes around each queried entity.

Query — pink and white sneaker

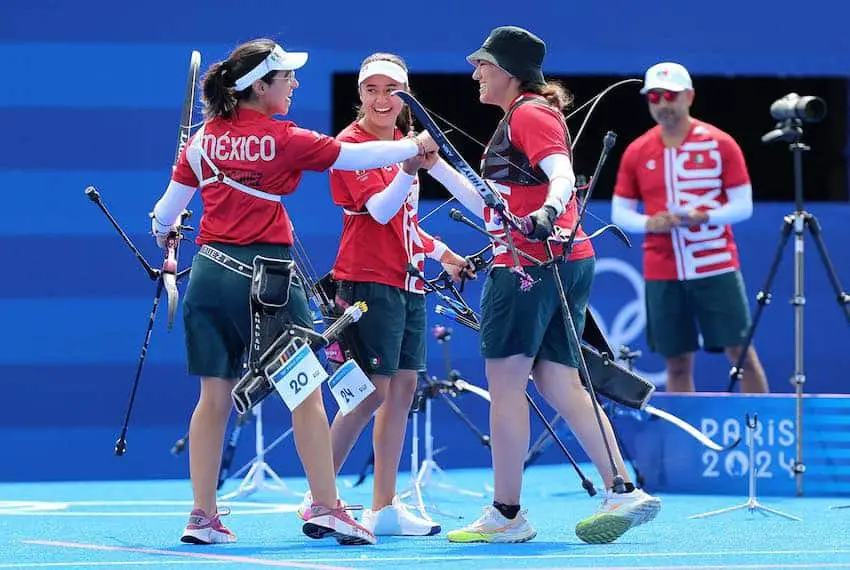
[180,507,237,544]
[302,501,377,545]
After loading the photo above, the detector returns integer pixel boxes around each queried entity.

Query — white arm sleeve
[364,171,416,225]
[707,184,753,225]
[538,153,576,215]
[427,158,486,219]
[611,196,649,234]
[332,139,419,171]
[152,180,196,231]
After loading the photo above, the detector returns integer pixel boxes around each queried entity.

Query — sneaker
[180,507,237,544]
[575,488,662,544]
[296,491,312,521]
[297,490,347,521]
[302,501,377,546]
[446,505,536,543]
[362,496,441,536]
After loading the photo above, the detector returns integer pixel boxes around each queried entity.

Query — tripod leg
[727,219,793,392]
[352,451,375,488]
[545,242,612,495]
[525,392,596,496]
[437,391,491,448]
[804,214,850,323]
[524,413,561,469]
[115,278,165,456]
[605,402,645,489]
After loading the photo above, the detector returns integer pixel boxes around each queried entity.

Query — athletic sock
[493,501,520,520]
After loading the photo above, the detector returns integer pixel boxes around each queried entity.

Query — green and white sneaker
[447,505,536,543]
[575,488,661,544]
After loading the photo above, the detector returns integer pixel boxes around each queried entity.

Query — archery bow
[416,78,643,226]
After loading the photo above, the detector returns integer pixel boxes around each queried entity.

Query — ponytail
[201,62,238,119]
[520,79,574,112]
[200,38,279,120]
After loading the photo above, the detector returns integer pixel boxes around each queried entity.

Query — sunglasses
[646,90,680,104]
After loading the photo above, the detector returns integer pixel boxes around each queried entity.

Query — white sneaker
[446,505,536,543]
[297,490,348,521]
[575,488,662,544]
[362,496,440,536]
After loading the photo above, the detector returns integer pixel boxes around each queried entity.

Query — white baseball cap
[640,62,693,94]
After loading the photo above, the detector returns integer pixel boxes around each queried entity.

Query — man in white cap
[610,62,769,394]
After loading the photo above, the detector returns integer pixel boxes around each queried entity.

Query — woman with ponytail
[425,26,662,545]
[294,53,470,537]
[149,39,437,547]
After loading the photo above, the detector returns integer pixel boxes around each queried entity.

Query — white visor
[233,44,308,91]
[358,60,409,86]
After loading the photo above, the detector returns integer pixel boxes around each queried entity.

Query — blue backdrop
[2,0,849,484]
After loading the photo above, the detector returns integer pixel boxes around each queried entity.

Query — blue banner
[626,393,850,497]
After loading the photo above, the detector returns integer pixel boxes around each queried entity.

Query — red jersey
[172,107,341,246]
[330,122,438,293]
[614,120,748,280]
[480,94,594,267]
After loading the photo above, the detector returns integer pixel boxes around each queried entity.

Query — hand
[414,130,438,154]
[422,150,439,170]
[151,215,178,249]
[681,209,709,226]
[440,249,476,283]
[402,152,427,174]
[525,205,558,241]
[645,211,681,233]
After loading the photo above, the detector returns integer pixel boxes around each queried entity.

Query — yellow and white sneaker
[575,488,661,544]
[446,505,536,543]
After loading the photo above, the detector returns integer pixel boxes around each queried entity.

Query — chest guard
[480,96,570,187]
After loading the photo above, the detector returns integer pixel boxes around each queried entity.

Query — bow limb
[413,79,642,230]
[396,90,534,287]
[553,223,631,248]
[644,404,742,452]
[161,209,191,330]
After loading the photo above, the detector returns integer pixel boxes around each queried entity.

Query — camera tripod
[689,413,801,521]
[218,402,301,500]
[399,372,490,520]
[728,120,850,496]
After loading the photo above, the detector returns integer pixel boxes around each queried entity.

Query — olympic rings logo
[589,257,667,388]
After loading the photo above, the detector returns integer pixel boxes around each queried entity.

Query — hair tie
[220,61,237,87]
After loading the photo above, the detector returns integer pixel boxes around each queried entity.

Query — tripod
[219,402,301,500]
[727,121,850,497]
[400,373,488,519]
[85,187,192,456]
[524,345,646,488]
[689,414,801,521]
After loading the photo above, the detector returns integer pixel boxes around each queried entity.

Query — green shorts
[644,270,752,357]
[480,257,595,368]
[182,242,313,379]
[336,281,426,377]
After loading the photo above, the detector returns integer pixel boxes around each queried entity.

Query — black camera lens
[770,93,827,123]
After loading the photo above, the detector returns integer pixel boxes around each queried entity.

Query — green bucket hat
[466,26,546,86]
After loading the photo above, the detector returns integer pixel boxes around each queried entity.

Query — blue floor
[2,464,849,569]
